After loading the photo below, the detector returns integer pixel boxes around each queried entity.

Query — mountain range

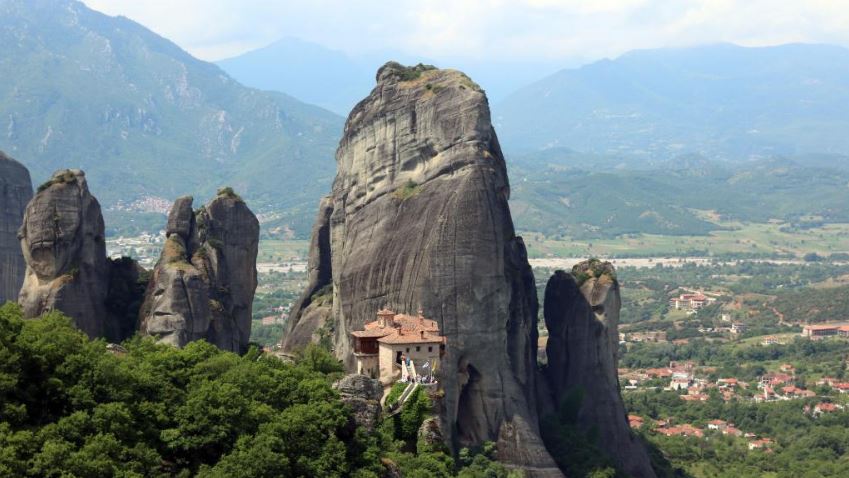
[0,0,342,232]
[2,1,849,239]
[216,37,564,116]
[496,43,849,157]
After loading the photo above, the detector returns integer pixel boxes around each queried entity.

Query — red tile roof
[352,309,445,345]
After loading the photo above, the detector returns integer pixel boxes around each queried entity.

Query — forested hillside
[0,0,342,235]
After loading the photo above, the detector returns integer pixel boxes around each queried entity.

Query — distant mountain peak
[496,42,849,157]
[0,0,343,237]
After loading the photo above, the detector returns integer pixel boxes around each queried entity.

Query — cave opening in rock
[456,361,486,446]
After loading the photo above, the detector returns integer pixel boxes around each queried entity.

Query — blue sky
[83,0,849,64]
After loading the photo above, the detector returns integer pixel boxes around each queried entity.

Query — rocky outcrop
[543,261,656,478]
[334,374,383,432]
[417,417,446,452]
[280,196,334,351]
[139,190,259,353]
[104,256,148,343]
[18,169,111,337]
[281,63,560,475]
[0,151,32,304]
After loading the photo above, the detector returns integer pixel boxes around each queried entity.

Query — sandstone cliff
[0,151,32,304]
[543,261,656,477]
[139,190,259,354]
[281,63,561,475]
[18,169,111,337]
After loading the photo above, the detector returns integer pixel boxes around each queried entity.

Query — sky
[82,0,849,64]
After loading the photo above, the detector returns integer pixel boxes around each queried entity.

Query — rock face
[139,191,259,353]
[281,63,561,475]
[417,417,446,452]
[543,261,656,478]
[279,196,334,350]
[0,151,32,304]
[18,169,111,337]
[334,374,383,432]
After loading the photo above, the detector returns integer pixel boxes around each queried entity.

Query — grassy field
[521,221,849,259]
[257,240,310,262]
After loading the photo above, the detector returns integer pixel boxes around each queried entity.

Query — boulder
[18,169,110,337]
[166,195,194,238]
[281,62,560,475]
[0,151,32,303]
[543,261,656,478]
[139,191,259,353]
[417,417,445,452]
[334,374,383,432]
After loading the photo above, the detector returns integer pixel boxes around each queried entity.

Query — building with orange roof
[660,424,704,438]
[628,415,645,429]
[748,438,773,450]
[351,308,445,384]
[801,324,849,339]
[669,292,716,312]
[813,402,843,416]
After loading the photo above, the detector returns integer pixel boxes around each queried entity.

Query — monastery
[352,309,445,384]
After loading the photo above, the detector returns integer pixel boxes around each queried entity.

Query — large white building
[351,309,445,385]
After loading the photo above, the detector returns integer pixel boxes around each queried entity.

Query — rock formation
[543,260,656,478]
[279,196,334,350]
[139,190,259,354]
[417,417,446,452]
[18,169,111,338]
[0,151,32,304]
[334,374,384,432]
[281,62,561,475]
[104,256,149,343]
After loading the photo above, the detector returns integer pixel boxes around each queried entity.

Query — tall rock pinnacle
[139,190,259,353]
[281,62,561,475]
[0,151,32,303]
[18,169,110,337]
[543,261,656,477]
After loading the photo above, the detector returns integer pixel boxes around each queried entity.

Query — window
[416,346,421,352]
[428,346,433,352]
[406,348,410,353]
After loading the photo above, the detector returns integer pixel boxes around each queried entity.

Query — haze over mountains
[216,37,565,116]
[0,0,340,224]
[1,0,848,239]
[496,43,849,157]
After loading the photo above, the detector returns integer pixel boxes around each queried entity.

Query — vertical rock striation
[0,151,32,303]
[543,261,656,478]
[279,196,334,350]
[18,169,110,337]
[281,63,561,475]
[139,190,259,353]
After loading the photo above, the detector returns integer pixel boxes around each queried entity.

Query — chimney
[420,330,425,339]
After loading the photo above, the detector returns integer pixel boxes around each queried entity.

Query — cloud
[82,0,849,62]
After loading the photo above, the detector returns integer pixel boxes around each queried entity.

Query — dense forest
[0,303,516,478]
